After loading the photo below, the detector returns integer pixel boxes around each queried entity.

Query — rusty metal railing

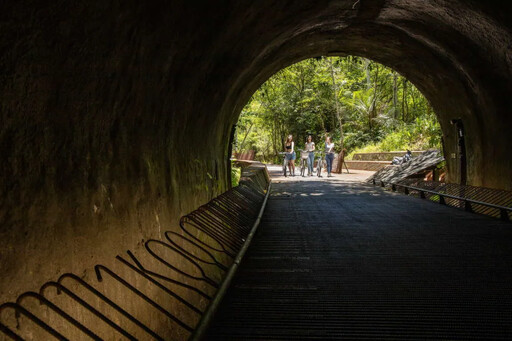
[0,163,271,340]
[373,178,512,221]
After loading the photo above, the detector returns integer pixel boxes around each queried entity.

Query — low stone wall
[352,151,424,161]
[345,160,390,171]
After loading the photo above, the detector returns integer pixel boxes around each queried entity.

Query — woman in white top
[305,135,315,176]
[325,136,335,177]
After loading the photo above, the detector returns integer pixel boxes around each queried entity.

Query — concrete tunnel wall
[1,0,512,337]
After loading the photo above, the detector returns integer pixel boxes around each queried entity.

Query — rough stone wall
[1,0,512,337]
[0,2,230,331]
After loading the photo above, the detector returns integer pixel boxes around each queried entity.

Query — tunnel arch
[1,0,512,310]
[216,3,512,190]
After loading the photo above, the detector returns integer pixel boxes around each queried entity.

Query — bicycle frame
[278,152,293,177]
[298,149,310,177]
[315,152,325,177]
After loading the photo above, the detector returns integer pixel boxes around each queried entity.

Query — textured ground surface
[3,1,512,335]
[206,174,512,339]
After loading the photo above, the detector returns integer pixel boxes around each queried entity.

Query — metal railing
[373,178,512,221]
[0,164,271,340]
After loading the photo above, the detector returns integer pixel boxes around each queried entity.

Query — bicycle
[315,152,325,177]
[278,152,293,177]
[298,149,310,177]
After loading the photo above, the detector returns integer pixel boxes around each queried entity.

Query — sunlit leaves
[234,56,441,162]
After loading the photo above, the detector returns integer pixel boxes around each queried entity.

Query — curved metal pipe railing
[94,264,194,333]
[0,164,270,340]
[373,178,512,221]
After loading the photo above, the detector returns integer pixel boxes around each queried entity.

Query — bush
[231,164,241,187]
[347,121,441,159]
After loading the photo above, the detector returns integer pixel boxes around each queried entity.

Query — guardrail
[373,179,512,221]
[0,164,271,340]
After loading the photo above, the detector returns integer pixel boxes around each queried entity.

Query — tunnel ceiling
[216,0,512,191]
[1,0,512,302]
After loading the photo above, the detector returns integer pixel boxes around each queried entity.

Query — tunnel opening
[230,56,444,182]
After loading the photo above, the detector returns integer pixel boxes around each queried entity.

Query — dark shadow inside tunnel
[2,1,512,339]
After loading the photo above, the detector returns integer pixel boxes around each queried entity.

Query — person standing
[325,136,335,177]
[305,135,315,176]
[284,135,295,176]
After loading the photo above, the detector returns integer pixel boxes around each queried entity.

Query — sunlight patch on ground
[266,164,375,183]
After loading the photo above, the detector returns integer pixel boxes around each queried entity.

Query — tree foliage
[233,56,441,163]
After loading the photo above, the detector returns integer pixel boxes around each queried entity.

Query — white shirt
[325,142,334,153]
[305,142,315,152]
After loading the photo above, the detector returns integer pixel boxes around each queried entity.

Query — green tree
[234,56,441,163]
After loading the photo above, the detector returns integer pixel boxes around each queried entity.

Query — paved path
[206,170,512,340]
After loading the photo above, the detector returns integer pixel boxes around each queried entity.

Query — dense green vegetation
[231,163,241,187]
[233,56,441,163]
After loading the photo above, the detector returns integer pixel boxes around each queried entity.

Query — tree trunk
[237,123,253,153]
[364,58,371,90]
[368,64,380,132]
[402,79,408,122]
[393,72,398,119]
[328,57,344,173]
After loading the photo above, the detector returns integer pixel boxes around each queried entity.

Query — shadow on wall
[0,166,270,340]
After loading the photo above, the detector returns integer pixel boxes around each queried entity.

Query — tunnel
[2,0,512,339]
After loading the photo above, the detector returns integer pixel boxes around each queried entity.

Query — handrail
[94,264,194,333]
[0,163,271,340]
[189,180,272,341]
[374,179,511,221]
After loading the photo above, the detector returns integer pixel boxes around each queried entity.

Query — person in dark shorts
[284,134,295,176]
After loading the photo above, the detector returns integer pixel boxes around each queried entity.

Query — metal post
[439,195,446,205]
[190,181,272,341]
[500,209,509,221]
